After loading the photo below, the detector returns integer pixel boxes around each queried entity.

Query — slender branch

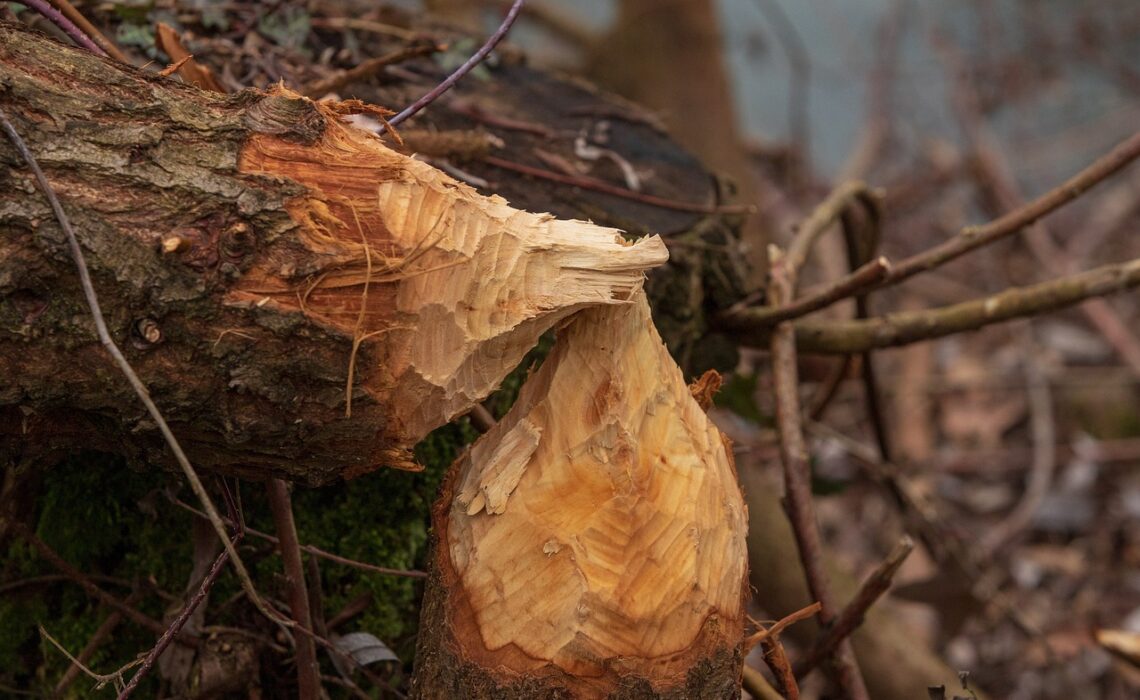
[746,602,822,649]
[760,632,799,700]
[719,256,890,328]
[786,181,877,271]
[0,108,290,632]
[481,154,753,214]
[840,201,893,462]
[303,41,441,98]
[40,625,134,692]
[118,535,237,698]
[386,0,525,128]
[787,255,1140,354]
[47,0,127,62]
[746,602,821,699]
[14,524,195,645]
[768,249,870,699]
[794,536,914,678]
[266,479,320,698]
[940,48,1140,377]
[801,125,1140,336]
[56,591,144,694]
[171,497,428,579]
[883,129,1140,286]
[11,0,107,56]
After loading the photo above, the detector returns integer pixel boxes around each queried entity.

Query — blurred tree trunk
[588,0,769,283]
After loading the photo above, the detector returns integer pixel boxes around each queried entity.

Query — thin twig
[746,601,822,648]
[46,0,127,62]
[746,603,820,700]
[482,154,753,214]
[266,479,320,698]
[303,42,440,98]
[121,481,242,697]
[12,0,107,56]
[171,497,428,579]
[14,524,196,645]
[787,254,1140,353]
[40,625,135,692]
[0,108,291,633]
[882,128,1140,286]
[770,125,1140,326]
[941,47,1140,377]
[719,256,890,327]
[786,181,877,272]
[118,535,237,698]
[761,633,800,700]
[386,0,525,128]
[55,591,144,694]
[768,247,869,699]
[794,536,914,678]
[839,199,893,463]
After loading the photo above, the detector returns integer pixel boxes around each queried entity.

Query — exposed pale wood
[414,290,748,699]
[236,93,668,446]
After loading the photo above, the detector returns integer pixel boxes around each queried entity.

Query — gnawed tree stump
[412,290,747,699]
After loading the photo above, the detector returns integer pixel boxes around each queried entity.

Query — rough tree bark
[1,21,749,697]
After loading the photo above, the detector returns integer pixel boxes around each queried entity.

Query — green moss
[0,348,544,695]
[284,420,475,657]
[0,452,185,695]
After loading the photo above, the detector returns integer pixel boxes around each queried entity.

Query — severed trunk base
[412,292,747,699]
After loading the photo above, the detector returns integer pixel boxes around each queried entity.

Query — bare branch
[768,247,870,699]
[884,129,1140,286]
[387,0,525,128]
[720,256,890,327]
[266,479,320,698]
[788,255,1140,354]
[795,536,914,678]
[12,0,107,56]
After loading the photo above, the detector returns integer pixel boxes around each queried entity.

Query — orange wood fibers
[436,291,748,696]
[233,89,668,446]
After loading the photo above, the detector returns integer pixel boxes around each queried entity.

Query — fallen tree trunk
[0,21,667,482]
